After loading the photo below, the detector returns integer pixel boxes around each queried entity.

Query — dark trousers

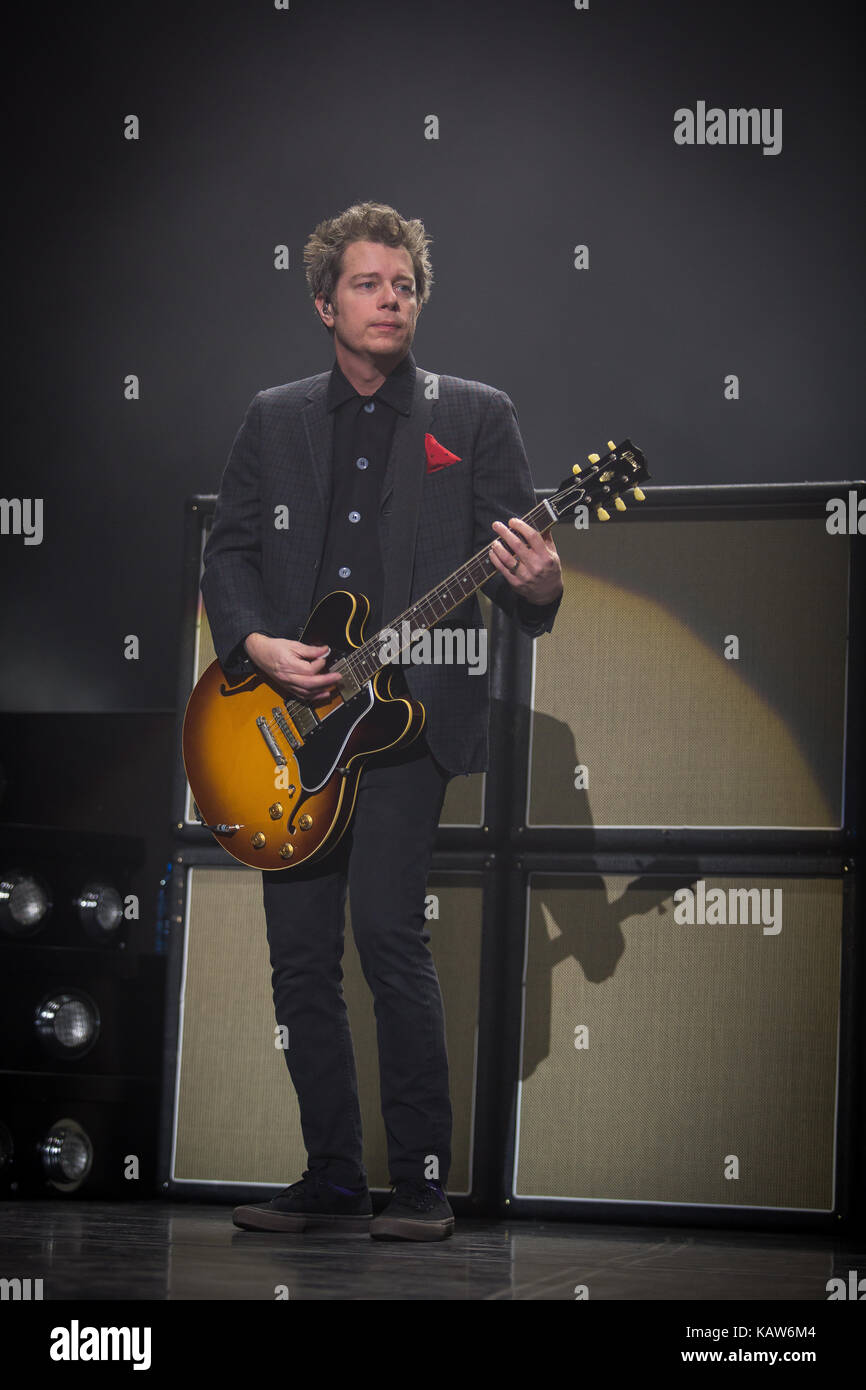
[262,736,453,1189]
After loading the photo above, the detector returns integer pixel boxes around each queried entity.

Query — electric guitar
[182,438,650,869]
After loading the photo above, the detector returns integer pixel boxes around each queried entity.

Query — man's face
[317,240,421,360]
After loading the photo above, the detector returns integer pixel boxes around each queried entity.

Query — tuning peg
[633,486,645,502]
[572,463,582,475]
[607,440,616,451]
[614,496,626,511]
[596,505,610,521]
[588,453,600,464]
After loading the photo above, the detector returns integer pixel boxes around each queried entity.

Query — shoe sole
[232,1207,371,1233]
[369,1216,455,1241]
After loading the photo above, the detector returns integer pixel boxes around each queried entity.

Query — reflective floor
[0,1200,863,1301]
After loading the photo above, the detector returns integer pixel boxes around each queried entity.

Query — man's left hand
[489,517,563,605]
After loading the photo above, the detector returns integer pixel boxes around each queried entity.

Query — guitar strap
[379,365,435,625]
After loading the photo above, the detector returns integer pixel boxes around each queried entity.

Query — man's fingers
[307,670,343,687]
[493,529,541,577]
[292,641,331,658]
[492,537,516,562]
[493,519,561,574]
[504,517,546,551]
[489,544,520,583]
[282,668,342,690]
[492,519,538,559]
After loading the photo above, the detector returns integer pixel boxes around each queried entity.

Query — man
[201,202,562,1241]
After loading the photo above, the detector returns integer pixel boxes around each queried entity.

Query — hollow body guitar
[182,439,650,870]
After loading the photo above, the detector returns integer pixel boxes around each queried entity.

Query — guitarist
[201,201,563,1241]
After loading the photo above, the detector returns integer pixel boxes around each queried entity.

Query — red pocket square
[425,433,462,473]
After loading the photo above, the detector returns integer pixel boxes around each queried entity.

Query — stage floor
[0,1200,863,1302]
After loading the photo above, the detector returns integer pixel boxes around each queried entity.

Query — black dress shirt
[310,350,414,632]
[231,349,558,670]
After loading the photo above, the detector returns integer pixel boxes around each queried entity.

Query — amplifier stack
[160,483,864,1229]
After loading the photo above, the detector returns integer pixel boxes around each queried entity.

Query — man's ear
[315,292,333,327]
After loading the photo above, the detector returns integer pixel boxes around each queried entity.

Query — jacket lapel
[301,375,334,510]
[380,364,435,625]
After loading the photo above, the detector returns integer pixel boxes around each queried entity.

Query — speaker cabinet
[501,857,858,1227]
[513,486,862,847]
[159,848,499,1201]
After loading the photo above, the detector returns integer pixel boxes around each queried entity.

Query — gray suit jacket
[201,355,561,775]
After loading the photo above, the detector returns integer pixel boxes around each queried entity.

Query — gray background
[2,0,862,712]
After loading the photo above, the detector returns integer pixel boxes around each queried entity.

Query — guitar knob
[588,453,600,464]
[279,843,294,860]
[250,832,267,849]
[614,497,626,511]
[269,803,283,819]
[298,814,313,830]
[596,506,610,521]
[633,486,645,502]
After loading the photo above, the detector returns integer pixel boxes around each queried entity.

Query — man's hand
[489,517,563,605]
[244,633,344,702]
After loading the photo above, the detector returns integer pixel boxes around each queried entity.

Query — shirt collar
[326,349,416,415]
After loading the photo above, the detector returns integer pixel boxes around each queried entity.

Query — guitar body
[182,591,425,870]
[183,439,650,872]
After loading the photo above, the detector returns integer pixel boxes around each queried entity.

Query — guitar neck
[336,496,559,692]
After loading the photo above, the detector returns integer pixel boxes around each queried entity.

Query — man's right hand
[243,633,344,701]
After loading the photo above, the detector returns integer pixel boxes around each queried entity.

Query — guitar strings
[258,477,608,742]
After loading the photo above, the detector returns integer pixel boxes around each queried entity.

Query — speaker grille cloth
[528,518,848,827]
[173,866,481,1191]
[514,874,842,1208]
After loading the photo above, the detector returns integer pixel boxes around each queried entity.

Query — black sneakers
[369,1179,455,1241]
[232,1170,372,1232]
[232,1171,455,1240]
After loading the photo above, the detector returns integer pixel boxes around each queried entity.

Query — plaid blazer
[201,354,561,775]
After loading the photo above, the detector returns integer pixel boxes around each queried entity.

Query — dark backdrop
[2,0,863,713]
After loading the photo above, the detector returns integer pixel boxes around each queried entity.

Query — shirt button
[339,566,351,578]
[348,510,361,523]
[356,456,369,470]
[363,401,375,413]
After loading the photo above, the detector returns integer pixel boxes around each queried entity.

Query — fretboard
[335,494,559,694]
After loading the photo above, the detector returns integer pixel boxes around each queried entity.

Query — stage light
[37,1118,93,1192]
[0,870,52,936]
[75,881,124,940]
[34,992,101,1059]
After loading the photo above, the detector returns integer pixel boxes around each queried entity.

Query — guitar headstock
[551,439,650,523]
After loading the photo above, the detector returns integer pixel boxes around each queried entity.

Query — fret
[258,453,649,774]
[322,475,589,686]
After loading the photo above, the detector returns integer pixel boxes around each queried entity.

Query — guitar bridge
[273,707,300,749]
[257,715,287,765]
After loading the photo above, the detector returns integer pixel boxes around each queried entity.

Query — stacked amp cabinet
[500,480,864,1231]
[160,482,865,1230]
